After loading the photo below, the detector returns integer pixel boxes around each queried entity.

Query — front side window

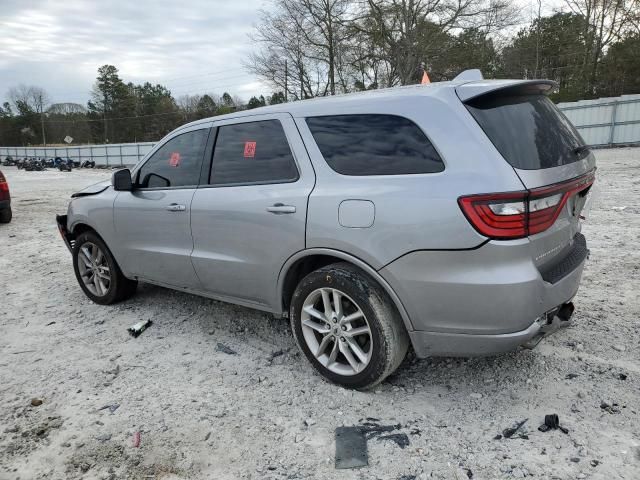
[306,114,444,176]
[210,120,298,186]
[137,129,209,188]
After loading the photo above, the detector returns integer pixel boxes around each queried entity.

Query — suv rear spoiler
[456,80,557,103]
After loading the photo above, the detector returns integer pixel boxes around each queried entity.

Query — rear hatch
[457,81,595,279]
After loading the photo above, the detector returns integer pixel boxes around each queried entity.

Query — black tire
[0,207,11,223]
[72,230,137,305]
[290,262,409,389]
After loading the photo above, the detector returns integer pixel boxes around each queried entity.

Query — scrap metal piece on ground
[335,426,368,469]
[127,320,152,338]
[502,418,528,438]
[216,343,237,355]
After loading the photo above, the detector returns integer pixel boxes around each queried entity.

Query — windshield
[465,94,588,170]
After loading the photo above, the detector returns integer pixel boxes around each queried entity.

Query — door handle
[166,203,186,212]
[266,203,296,214]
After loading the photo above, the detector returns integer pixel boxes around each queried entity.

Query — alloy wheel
[77,242,111,297]
[300,287,373,376]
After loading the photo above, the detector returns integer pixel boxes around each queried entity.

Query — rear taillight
[459,170,595,240]
[0,172,8,197]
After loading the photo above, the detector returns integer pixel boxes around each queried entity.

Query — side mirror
[112,168,132,191]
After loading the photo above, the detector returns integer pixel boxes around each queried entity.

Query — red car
[0,169,12,223]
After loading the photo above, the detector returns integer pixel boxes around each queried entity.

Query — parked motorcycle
[58,157,74,172]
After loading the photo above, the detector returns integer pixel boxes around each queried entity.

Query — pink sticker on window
[169,152,181,167]
[244,141,256,158]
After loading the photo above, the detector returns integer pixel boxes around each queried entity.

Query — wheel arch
[277,248,415,333]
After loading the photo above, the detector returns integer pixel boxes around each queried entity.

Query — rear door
[190,113,314,310]
[113,125,212,289]
[462,85,596,271]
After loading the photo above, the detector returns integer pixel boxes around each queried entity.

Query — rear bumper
[380,235,587,357]
[0,199,10,210]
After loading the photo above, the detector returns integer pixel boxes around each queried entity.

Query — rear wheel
[0,207,11,223]
[72,231,137,304]
[290,262,409,389]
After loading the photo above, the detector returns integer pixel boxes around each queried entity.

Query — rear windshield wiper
[573,145,590,157]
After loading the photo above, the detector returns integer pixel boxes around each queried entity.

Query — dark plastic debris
[335,426,368,469]
[216,343,237,355]
[502,419,528,438]
[538,414,569,433]
[377,433,410,449]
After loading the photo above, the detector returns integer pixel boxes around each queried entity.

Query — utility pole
[284,59,288,102]
[38,92,46,146]
[103,93,108,144]
[300,64,304,101]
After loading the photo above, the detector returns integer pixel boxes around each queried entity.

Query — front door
[190,113,315,310]
[113,125,211,289]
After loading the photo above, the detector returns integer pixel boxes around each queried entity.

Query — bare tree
[8,84,50,145]
[564,0,640,93]
[354,0,519,86]
[247,0,356,99]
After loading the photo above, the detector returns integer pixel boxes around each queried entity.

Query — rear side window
[306,114,444,176]
[138,129,208,188]
[210,120,299,186]
[465,94,587,170]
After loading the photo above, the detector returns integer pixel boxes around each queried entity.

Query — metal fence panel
[0,142,156,166]
[558,94,640,147]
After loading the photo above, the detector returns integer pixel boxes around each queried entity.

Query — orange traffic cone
[421,70,431,84]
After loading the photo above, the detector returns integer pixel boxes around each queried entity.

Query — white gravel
[1,148,639,479]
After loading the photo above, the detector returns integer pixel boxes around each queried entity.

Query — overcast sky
[0,0,565,107]
[0,0,272,106]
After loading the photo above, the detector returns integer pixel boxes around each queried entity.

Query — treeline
[249,0,640,101]
[0,65,285,146]
[1,0,638,147]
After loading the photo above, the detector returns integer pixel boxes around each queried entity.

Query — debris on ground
[502,419,529,439]
[97,404,120,414]
[133,431,141,448]
[600,401,622,414]
[216,343,237,355]
[127,319,152,338]
[537,414,569,434]
[30,398,43,407]
[335,426,367,469]
[377,433,410,449]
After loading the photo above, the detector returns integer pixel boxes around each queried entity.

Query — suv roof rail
[453,69,484,82]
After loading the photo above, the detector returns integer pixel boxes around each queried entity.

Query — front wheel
[72,231,137,304]
[290,262,409,389]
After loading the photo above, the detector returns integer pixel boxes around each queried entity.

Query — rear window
[465,94,588,170]
[306,114,444,176]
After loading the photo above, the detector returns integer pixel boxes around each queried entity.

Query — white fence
[1,94,639,164]
[558,94,640,147]
[0,142,156,167]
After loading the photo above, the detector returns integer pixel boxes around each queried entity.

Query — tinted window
[465,94,588,170]
[306,114,444,176]
[210,120,298,185]
[138,129,208,188]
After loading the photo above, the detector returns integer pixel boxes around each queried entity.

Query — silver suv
[57,73,595,389]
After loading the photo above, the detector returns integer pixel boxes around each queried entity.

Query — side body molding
[276,248,415,332]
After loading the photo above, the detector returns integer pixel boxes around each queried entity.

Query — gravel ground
[1,148,639,480]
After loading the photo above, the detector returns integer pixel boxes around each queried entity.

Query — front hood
[71,180,111,198]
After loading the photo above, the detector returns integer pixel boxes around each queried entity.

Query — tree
[88,65,135,143]
[8,84,50,145]
[247,95,267,109]
[564,0,640,96]
[196,94,217,118]
[501,13,591,101]
[268,91,286,104]
[598,33,640,96]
